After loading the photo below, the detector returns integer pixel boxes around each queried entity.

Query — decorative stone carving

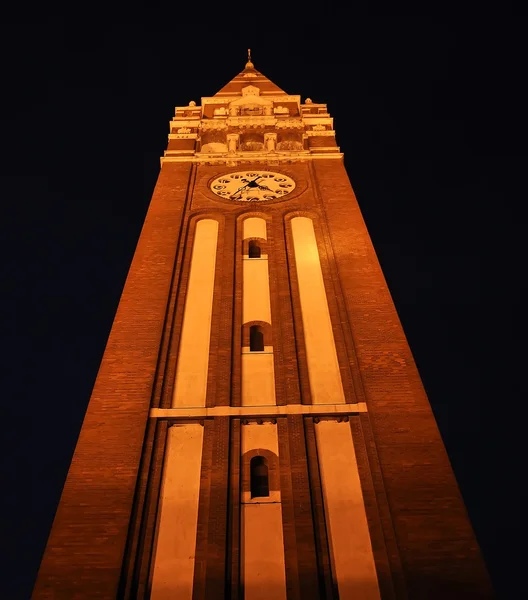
[305,98,313,104]
[228,93,273,122]
[305,130,336,137]
[171,120,197,129]
[177,127,191,134]
[312,124,325,131]
[242,85,260,96]
[213,107,228,116]
[189,100,196,106]
[277,140,303,151]
[240,139,264,151]
[227,133,239,153]
[264,133,277,152]
[275,119,304,129]
[243,72,258,78]
[202,95,300,105]
[201,142,228,153]
[240,105,263,116]
[240,133,264,152]
[201,120,228,131]
[226,117,276,128]
[274,105,289,115]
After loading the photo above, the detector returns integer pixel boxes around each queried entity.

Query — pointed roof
[214,49,287,97]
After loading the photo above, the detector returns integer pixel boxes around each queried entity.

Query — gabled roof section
[214,50,287,97]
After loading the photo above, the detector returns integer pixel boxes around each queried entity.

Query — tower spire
[245,48,254,69]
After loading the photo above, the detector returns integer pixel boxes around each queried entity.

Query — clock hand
[231,176,265,198]
[230,181,251,198]
[246,176,264,189]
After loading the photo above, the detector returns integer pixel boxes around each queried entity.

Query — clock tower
[32,52,495,600]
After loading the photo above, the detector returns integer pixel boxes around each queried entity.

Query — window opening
[250,456,269,498]
[248,240,261,259]
[249,325,264,351]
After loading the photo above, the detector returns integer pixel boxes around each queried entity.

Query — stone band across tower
[32,55,495,599]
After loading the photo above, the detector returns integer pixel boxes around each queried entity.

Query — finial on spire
[245,48,254,69]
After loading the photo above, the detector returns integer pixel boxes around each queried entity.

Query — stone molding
[200,121,228,131]
[160,152,343,165]
[275,118,304,129]
[201,95,301,105]
[149,403,367,419]
[305,130,336,137]
[168,133,198,140]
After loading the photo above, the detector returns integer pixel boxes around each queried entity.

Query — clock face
[209,170,296,201]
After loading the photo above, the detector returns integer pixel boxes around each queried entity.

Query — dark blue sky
[2,12,525,600]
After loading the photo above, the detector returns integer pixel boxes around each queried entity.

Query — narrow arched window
[248,240,261,259]
[250,456,269,498]
[249,325,264,351]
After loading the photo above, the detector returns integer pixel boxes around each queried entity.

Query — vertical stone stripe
[283,215,312,406]
[304,417,338,600]
[193,419,215,600]
[150,423,205,600]
[242,505,287,600]
[241,216,276,407]
[241,352,276,406]
[173,219,219,408]
[241,423,287,600]
[290,217,345,405]
[316,419,381,600]
[243,217,268,240]
[242,258,272,323]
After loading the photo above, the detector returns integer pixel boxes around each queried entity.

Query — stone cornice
[168,133,198,140]
[149,403,367,419]
[169,120,201,129]
[226,116,277,127]
[201,95,301,105]
[160,151,344,165]
[305,130,336,137]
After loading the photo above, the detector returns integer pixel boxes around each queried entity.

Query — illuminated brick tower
[32,52,494,600]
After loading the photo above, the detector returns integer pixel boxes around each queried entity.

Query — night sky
[2,12,525,600]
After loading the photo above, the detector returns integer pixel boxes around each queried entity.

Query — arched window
[248,240,261,259]
[249,325,264,351]
[250,456,269,498]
